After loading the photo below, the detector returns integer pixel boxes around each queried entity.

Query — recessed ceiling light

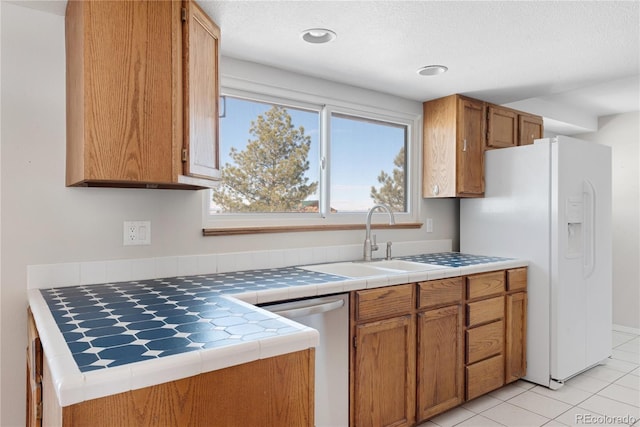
[301,28,337,44]
[417,65,448,76]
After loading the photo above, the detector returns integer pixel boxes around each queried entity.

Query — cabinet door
[182,0,221,180]
[65,0,179,185]
[518,114,544,146]
[487,106,518,149]
[417,305,464,422]
[26,309,42,427]
[457,98,485,196]
[353,315,415,427]
[505,292,527,382]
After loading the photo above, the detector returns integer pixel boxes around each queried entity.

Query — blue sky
[219,96,405,212]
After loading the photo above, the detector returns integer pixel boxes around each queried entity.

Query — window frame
[202,84,421,230]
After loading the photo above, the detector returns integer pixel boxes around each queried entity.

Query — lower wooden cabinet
[350,267,528,426]
[506,291,528,382]
[351,284,416,427]
[466,354,505,400]
[352,316,416,427]
[417,304,464,421]
[28,310,315,427]
[26,308,42,427]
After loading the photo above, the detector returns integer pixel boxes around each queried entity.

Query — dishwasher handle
[273,298,345,319]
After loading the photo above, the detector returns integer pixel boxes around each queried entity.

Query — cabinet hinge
[36,402,42,420]
[353,336,357,349]
[182,148,188,162]
[181,7,187,22]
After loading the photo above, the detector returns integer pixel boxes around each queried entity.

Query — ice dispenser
[566,196,583,258]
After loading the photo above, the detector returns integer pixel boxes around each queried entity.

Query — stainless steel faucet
[363,204,395,261]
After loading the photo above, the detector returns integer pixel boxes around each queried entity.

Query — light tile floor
[420,330,640,427]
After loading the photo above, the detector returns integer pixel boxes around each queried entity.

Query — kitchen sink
[365,259,446,272]
[299,262,394,278]
[299,259,447,278]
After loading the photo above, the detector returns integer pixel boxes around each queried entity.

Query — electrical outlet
[123,221,151,246]
[426,218,433,233]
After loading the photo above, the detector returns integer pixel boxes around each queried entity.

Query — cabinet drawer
[466,320,504,364]
[355,284,413,322]
[466,354,505,400]
[418,278,463,310]
[466,271,505,300]
[507,268,527,292]
[467,296,504,327]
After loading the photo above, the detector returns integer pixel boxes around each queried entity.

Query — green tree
[370,146,406,211]
[212,106,318,212]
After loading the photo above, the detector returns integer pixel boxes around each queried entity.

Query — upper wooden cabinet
[65,0,221,189]
[487,104,544,149]
[519,114,544,146]
[486,105,518,149]
[423,95,485,198]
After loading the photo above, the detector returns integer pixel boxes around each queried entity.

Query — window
[205,87,418,228]
[211,96,320,214]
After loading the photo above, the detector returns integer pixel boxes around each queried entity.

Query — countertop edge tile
[287,283,319,300]
[200,340,261,373]
[258,327,320,360]
[83,364,133,402]
[129,350,202,392]
[47,353,85,407]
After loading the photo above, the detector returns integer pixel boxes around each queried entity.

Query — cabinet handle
[432,184,439,196]
[463,139,467,152]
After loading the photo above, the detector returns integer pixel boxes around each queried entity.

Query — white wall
[577,111,640,331]
[0,4,458,425]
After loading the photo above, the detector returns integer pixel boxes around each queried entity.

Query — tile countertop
[27,252,527,407]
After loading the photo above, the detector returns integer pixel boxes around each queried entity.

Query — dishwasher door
[261,294,349,427]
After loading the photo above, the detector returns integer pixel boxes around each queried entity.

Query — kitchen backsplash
[27,239,452,289]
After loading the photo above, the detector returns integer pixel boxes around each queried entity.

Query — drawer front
[355,284,413,322]
[466,271,505,300]
[418,277,463,309]
[466,355,505,400]
[466,320,504,364]
[467,296,504,327]
[507,268,527,292]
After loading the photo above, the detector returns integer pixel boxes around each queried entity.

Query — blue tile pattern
[399,252,511,267]
[40,267,344,372]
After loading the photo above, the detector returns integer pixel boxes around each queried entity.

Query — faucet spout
[364,204,395,261]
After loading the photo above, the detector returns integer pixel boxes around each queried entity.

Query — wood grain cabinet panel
[466,320,504,364]
[417,277,464,309]
[354,284,413,322]
[352,315,416,427]
[487,105,518,149]
[66,0,220,189]
[466,355,505,400]
[507,268,527,291]
[423,95,485,198]
[466,271,506,300]
[467,296,504,327]
[519,114,544,146]
[417,305,464,422]
[506,292,528,383]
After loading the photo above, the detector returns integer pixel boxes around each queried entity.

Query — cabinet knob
[433,184,439,196]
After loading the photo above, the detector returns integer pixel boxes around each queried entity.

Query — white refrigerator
[460,135,612,389]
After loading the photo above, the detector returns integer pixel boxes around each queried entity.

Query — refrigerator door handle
[583,180,596,278]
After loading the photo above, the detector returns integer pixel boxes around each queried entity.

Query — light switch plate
[123,221,151,246]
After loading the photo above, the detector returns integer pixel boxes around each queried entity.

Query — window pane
[212,97,320,213]
[330,113,407,212]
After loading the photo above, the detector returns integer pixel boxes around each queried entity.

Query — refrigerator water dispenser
[566,197,583,258]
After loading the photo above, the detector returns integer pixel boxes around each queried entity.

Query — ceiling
[14,0,640,135]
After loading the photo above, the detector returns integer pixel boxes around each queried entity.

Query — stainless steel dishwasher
[260,293,349,427]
